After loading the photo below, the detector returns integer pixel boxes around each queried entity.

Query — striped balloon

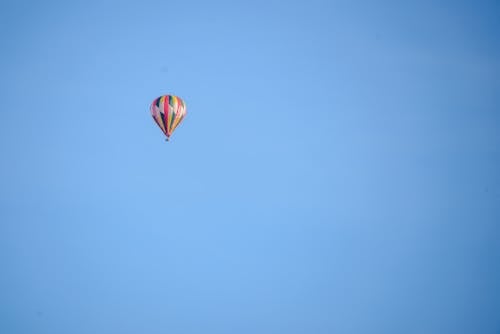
[150,94,187,141]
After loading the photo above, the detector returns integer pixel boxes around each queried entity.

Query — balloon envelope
[150,94,187,140]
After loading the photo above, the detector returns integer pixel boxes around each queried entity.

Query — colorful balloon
[150,94,187,141]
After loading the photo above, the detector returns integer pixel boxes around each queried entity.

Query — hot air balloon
[150,94,187,141]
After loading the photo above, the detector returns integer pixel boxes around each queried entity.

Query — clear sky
[1,0,499,333]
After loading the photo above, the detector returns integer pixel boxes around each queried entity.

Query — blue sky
[1,0,499,333]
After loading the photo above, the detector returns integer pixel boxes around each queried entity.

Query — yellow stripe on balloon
[171,105,184,133]
[167,97,176,134]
